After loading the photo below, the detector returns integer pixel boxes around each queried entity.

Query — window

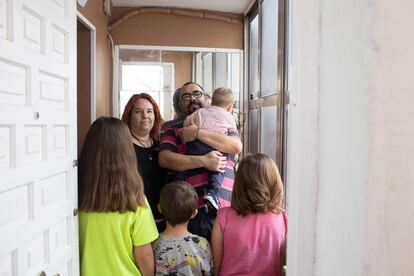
[246,0,288,177]
[114,46,242,122]
[119,63,173,119]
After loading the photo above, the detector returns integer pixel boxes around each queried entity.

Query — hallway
[0,0,414,275]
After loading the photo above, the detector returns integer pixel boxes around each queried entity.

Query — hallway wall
[287,0,414,275]
[360,0,414,273]
[77,0,111,117]
[109,7,244,49]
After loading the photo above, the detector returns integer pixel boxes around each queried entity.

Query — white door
[0,0,78,275]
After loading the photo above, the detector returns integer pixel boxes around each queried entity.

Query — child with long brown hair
[78,117,158,276]
[211,153,287,276]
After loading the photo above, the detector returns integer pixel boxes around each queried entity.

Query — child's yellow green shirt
[79,199,158,276]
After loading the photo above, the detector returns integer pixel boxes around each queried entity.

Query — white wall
[285,0,320,274]
[315,0,368,274]
[363,0,414,274]
[287,0,414,275]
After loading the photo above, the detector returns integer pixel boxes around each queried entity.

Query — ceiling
[111,0,253,14]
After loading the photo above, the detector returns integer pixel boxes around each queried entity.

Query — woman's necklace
[131,132,153,160]
[131,132,152,147]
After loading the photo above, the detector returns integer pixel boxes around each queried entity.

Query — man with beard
[158,82,242,240]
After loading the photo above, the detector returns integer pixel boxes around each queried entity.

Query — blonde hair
[231,153,284,216]
[211,87,234,108]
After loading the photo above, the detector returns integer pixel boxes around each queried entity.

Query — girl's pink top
[217,207,287,276]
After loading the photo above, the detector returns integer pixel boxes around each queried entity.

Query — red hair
[121,93,164,142]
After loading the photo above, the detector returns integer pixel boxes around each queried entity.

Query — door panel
[0,59,28,106]
[248,14,259,100]
[260,0,278,97]
[0,0,78,275]
[248,109,258,153]
[247,0,287,174]
[260,105,278,161]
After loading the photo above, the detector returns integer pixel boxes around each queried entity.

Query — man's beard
[187,102,203,114]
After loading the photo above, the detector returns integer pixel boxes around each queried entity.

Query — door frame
[76,12,96,123]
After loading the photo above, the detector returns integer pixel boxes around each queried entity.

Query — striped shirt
[158,118,237,209]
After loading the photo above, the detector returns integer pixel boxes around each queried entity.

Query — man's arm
[179,125,242,154]
[158,150,226,172]
[198,128,242,154]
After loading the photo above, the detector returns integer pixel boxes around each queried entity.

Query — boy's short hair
[159,181,198,227]
[211,87,234,108]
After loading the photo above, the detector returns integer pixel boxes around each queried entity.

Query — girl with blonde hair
[211,153,287,276]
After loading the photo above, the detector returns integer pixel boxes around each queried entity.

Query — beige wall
[109,7,244,49]
[162,52,192,89]
[77,0,111,117]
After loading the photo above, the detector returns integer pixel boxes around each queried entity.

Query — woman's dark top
[133,142,166,222]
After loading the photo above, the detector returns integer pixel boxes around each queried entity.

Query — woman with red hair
[122,93,166,232]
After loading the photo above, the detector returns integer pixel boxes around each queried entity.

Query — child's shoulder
[154,233,209,251]
[216,207,239,225]
[184,233,208,246]
[185,233,211,251]
[218,206,236,216]
[152,234,176,250]
[187,232,208,242]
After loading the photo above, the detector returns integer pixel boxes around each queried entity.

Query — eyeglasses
[180,90,204,101]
